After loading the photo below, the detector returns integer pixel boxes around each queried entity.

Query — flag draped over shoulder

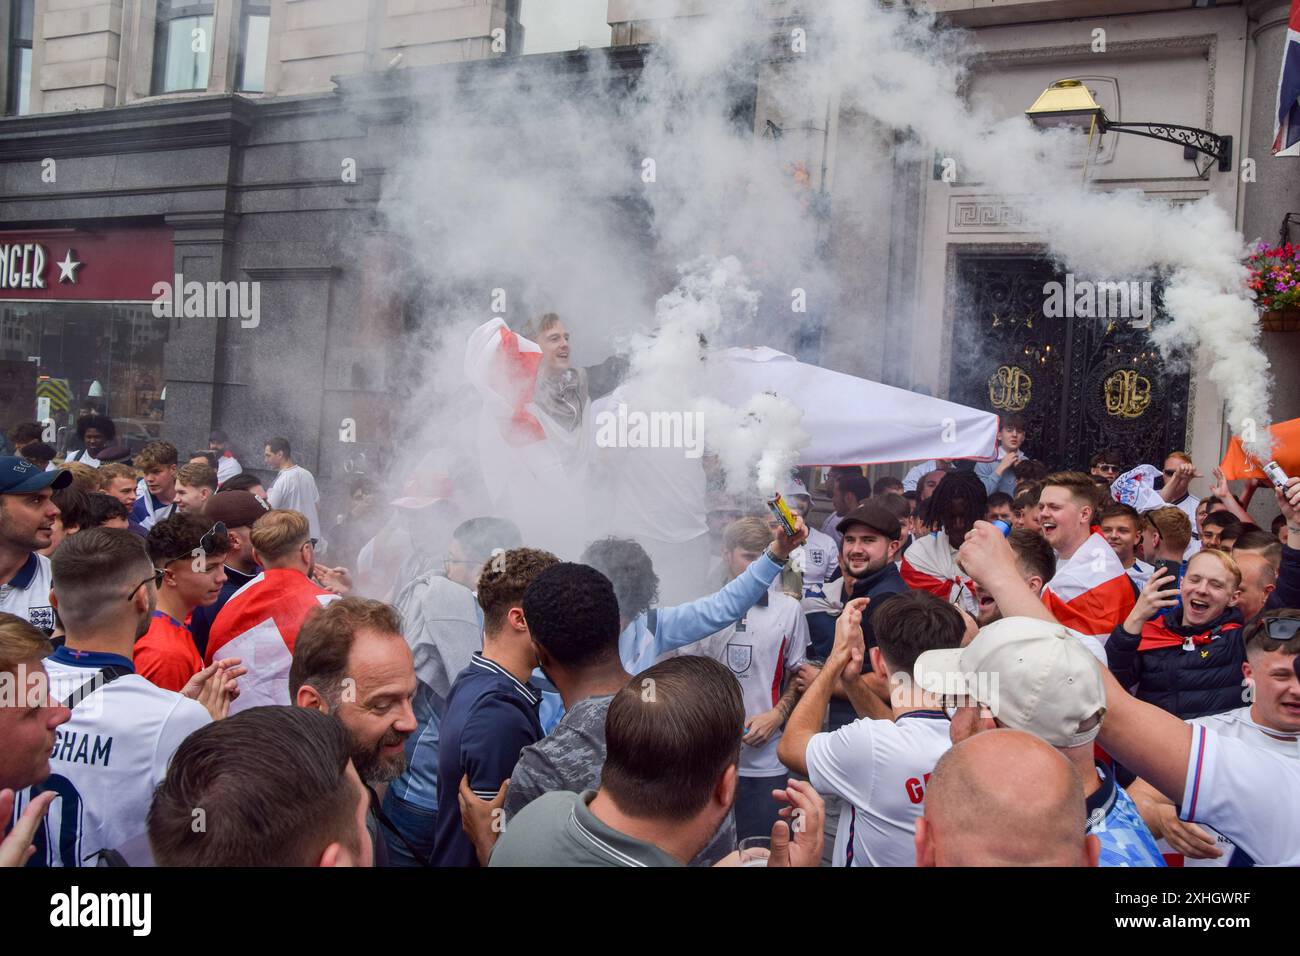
[206,569,339,713]
[900,532,976,613]
[464,318,545,445]
[1274,1,1300,156]
[1042,532,1137,641]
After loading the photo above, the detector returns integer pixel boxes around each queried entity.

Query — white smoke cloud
[374,0,1274,566]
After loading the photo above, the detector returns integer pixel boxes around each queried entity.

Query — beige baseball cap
[912,616,1106,749]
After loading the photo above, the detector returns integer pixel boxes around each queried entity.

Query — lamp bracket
[1099,120,1232,172]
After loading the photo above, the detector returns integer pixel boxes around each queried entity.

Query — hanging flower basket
[1248,241,1300,331]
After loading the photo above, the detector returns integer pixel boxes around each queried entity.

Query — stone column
[31,0,123,113]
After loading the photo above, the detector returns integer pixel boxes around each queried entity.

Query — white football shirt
[1172,706,1299,866]
[805,709,952,866]
[1181,721,1300,866]
[17,646,211,866]
[0,552,55,633]
[798,527,840,588]
[682,590,809,777]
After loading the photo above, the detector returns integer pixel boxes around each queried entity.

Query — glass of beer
[738,836,771,867]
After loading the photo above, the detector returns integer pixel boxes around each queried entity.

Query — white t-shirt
[17,648,211,866]
[216,454,242,485]
[1174,707,1300,866]
[682,590,809,777]
[0,552,55,633]
[1180,721,1300,866]
[267,464,322,540]
[805,709,952,866]
[64,449,102,468]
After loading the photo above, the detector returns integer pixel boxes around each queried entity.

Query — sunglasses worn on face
[1096,464,1119,473]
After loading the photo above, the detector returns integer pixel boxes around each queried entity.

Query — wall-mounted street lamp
[1025,79,1232,173]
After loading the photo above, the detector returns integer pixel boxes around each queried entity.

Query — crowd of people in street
[2,410,1299,869]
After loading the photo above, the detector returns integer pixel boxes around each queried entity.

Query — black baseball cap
[837,502,901,540]
[0,456,72,494]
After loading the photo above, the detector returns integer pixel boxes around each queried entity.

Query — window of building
[519,0,610,55]
[0,303,168,456]
[236,2,270,92]
[152,0,216,94]
[6,0,34,116]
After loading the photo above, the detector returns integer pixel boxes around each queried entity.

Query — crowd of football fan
[2,411,1298,868]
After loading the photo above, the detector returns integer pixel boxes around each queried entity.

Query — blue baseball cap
[0,456,73,494]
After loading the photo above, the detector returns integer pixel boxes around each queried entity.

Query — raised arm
[653,517,807,655]
[957,521,1059,624]
[1095,664,1192,804]
[1267,478,1300,611]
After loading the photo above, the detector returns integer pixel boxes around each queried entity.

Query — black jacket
[1106,606,1245,720]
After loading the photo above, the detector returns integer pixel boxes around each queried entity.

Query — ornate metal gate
[949,255,1190,471]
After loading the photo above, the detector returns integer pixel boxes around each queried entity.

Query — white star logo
[56,249,82,284]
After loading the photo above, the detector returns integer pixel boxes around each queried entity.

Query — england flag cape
[465,318,591,550]
[204,568,338,712]
[899,532,977,614]
[1042,532,1137,641]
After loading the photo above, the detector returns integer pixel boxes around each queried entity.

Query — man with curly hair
[429,547,558,868]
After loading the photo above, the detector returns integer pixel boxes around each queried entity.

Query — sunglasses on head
[1260,617,1300,643]
[199,521,228,555]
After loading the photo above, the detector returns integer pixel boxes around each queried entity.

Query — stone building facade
[0,0,1296,520]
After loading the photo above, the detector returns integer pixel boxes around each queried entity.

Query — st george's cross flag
[1041,532,1137,642]
[465,317,546,445]
[205,569,338,712]
[1274,0,1300,156]
[900,531,978,615]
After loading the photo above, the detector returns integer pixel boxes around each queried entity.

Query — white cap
[912,616,1106,749]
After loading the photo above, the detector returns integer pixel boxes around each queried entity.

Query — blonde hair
[177,462,218,492]
[58,461,100,492]
[522,312,562,341]
[1166,451,1193,465]
[1187,548,1242,589]
[98,462,138,487]
[723,516,771,554]
[135,441,178,471]
[1144,506,1192,552]
[0,612,52,675]
[250,509,310,563]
